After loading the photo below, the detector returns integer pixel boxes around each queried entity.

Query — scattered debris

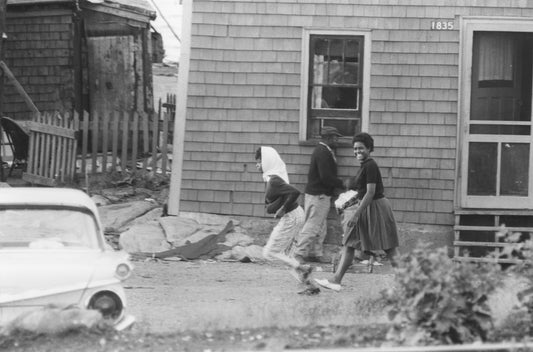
[132,220,234,261]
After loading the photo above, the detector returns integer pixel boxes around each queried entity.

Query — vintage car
[0,187,134,330]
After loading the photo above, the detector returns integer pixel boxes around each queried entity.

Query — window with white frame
[300,29,370,142]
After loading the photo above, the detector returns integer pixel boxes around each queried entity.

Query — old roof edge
[87,0,157,20]
[7,0,157,20]
[7,0,72,4]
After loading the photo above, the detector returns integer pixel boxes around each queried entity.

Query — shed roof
[7,0,156,19]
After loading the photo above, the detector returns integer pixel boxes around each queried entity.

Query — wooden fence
[23,111,79,186]
[78,94,175,177]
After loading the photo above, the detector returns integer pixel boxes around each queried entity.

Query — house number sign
[430,20,454,30]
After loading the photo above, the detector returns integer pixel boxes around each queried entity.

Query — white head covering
[260,146,290,184]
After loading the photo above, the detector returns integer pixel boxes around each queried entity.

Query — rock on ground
[119,222,171,253]
[217,244,266,262]
[99,200,159,232]
[159,216,201,246]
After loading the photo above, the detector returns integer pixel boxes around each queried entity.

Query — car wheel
[88,291,124,320]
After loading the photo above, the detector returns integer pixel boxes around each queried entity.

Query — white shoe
[314,278,341,292]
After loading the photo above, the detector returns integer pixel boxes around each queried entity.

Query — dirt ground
[2,177,399,350]
[125,258,395,334]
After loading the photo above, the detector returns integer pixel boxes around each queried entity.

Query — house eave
[81,0,156,22]
[7,0,157,21]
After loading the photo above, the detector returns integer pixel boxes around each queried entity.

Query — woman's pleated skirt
[343,197,399,251]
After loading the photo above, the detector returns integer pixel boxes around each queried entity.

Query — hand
[275,208,285,219]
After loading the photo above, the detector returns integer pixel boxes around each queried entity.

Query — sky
[149,0,183,63]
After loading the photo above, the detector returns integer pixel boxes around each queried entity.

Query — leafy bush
[382,244,502,346]
[491,229,533,338]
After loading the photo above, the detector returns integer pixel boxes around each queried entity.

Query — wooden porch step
[454,225,533,233]
[453,240,512,248]
[454,256,522,265]
[453,211,533,264]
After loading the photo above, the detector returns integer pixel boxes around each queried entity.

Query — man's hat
[320,126,342,137]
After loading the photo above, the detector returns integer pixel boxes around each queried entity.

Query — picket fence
[78,95,176,177]
[23,111,79,186]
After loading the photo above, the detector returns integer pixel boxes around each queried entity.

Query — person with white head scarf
[255,146,314,286]
[259,146,290,184]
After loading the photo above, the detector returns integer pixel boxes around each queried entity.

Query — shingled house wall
[180,0,533,227]
[4,7,75,120]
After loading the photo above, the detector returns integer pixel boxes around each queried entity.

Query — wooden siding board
[181,0,533,225]
[4,11,74,120]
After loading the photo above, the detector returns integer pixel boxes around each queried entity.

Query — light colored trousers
[293,193,331,258]
[263,206,304,268]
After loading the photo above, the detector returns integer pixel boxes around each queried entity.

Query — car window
[0,208,100,249]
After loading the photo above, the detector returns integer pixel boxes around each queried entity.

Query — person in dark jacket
[293,126,345,263]
[255,146,313,283]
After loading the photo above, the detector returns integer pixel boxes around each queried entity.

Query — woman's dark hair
[352,132,374,152]
[255,147,261,160]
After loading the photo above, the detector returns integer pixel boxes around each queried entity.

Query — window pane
[314,38,328,56]
[343,62,359,84]
[313,60,328,85]
[345,40,359,61]
[468,142,497,196]
[500,143,529,196]
[323,119,359,137]
[469,124,530,135]
[471,32,533,122]
[0,209,99,249]
[477,33,514,83]
[312,87,358,109]
[327,60,344,84]
[344,40,359,84]
[329,39,343,58]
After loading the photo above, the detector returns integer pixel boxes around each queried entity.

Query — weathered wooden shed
[2,0,156,121]
[172,0,533,256]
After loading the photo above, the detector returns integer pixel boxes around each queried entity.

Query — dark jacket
[304,143,344,196]
[265,175,300,214]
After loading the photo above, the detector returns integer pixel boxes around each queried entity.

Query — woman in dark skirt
[315,132,399,291]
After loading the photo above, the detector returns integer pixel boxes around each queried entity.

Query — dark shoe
[304,255,329,263]
[297,286,320,295]
[293,255,305,264]
[293,264,313,284]
[290,264,313,284]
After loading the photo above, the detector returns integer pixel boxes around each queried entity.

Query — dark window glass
[500,143,529,196]
[468,142,497,196]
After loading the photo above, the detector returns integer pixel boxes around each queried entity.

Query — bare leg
[331,246,355,284]
[363,250,377,273]
[263,247,301,268]
[385,247,399,267]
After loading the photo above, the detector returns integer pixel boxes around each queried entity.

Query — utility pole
[0,0,6,182]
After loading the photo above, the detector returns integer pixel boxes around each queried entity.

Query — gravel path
[125,259,395,334]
